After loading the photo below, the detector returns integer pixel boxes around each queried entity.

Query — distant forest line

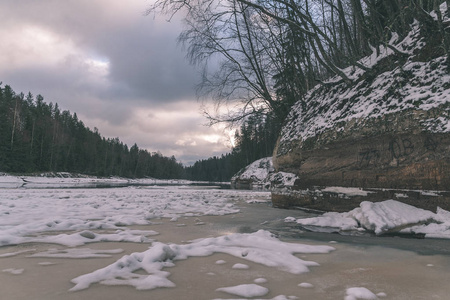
[0,84,275,181]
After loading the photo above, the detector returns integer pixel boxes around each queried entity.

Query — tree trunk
[10,97,19,150]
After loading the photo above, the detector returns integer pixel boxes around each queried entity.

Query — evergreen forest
[0,83,268,180]
[0,84,185,179]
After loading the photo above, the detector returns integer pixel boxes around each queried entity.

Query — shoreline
[1,188,450,299]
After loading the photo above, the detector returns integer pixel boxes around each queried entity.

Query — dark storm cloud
[0,0,231,164]
[72,8,199,104]
[12,0,197,102]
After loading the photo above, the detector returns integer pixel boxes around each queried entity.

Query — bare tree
[148,0,450,125]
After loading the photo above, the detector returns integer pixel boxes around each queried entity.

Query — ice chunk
[296,210,359,231]
[357,200,435,234]
[216,284,269,298]
[296,200,443,236]
[2,268,24,275]
[232,263,249,269]
[345,287,378,300]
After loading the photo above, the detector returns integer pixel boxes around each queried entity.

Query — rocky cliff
[272,15,450,212]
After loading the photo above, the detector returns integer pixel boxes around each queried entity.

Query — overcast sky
[0,0,234,165]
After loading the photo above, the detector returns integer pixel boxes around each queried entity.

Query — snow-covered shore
[1,176,450,299]
[0,172,226,188]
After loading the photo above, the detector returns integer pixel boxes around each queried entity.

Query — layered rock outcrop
[231,157,298,190]
[272,19,450,212]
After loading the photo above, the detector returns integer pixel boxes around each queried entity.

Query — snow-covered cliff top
[279,14,450,152]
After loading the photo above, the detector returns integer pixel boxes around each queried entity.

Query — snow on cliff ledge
[231,157,274,184]
[279,16,450,153]
[231,157,298,189]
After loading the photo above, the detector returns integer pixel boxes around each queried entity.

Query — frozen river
[0,182,449,299]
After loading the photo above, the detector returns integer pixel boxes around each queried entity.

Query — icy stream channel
[0,183,449,299]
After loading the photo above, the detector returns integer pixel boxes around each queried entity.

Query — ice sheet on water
[70,230,334,291]
[293,200,450,237]
[0,186,267,247]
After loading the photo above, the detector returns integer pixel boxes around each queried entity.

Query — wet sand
[1,201,450,299]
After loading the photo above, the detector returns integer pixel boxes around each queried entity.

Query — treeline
[0,83,184,178]
[185,113,280,181]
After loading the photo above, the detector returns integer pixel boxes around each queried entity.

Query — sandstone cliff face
[272,19,450,211]
[275,107,450,190]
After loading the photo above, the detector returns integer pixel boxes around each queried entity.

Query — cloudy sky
[0,0,234,165]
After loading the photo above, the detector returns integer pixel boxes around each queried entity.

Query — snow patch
[70,230,334,291]
[0,187,266,247]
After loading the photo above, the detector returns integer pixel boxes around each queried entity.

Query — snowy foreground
[1,175,450,299]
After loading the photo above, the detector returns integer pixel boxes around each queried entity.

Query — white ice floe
[345,287,378,300]
[0,186,269,247]
[70,230,334,291]
[298,282,314,288]
[216,284,269,297]
[38,262,56,266]
[232,263,249,269]
[2,268,24,275]
[293,200,450,237]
